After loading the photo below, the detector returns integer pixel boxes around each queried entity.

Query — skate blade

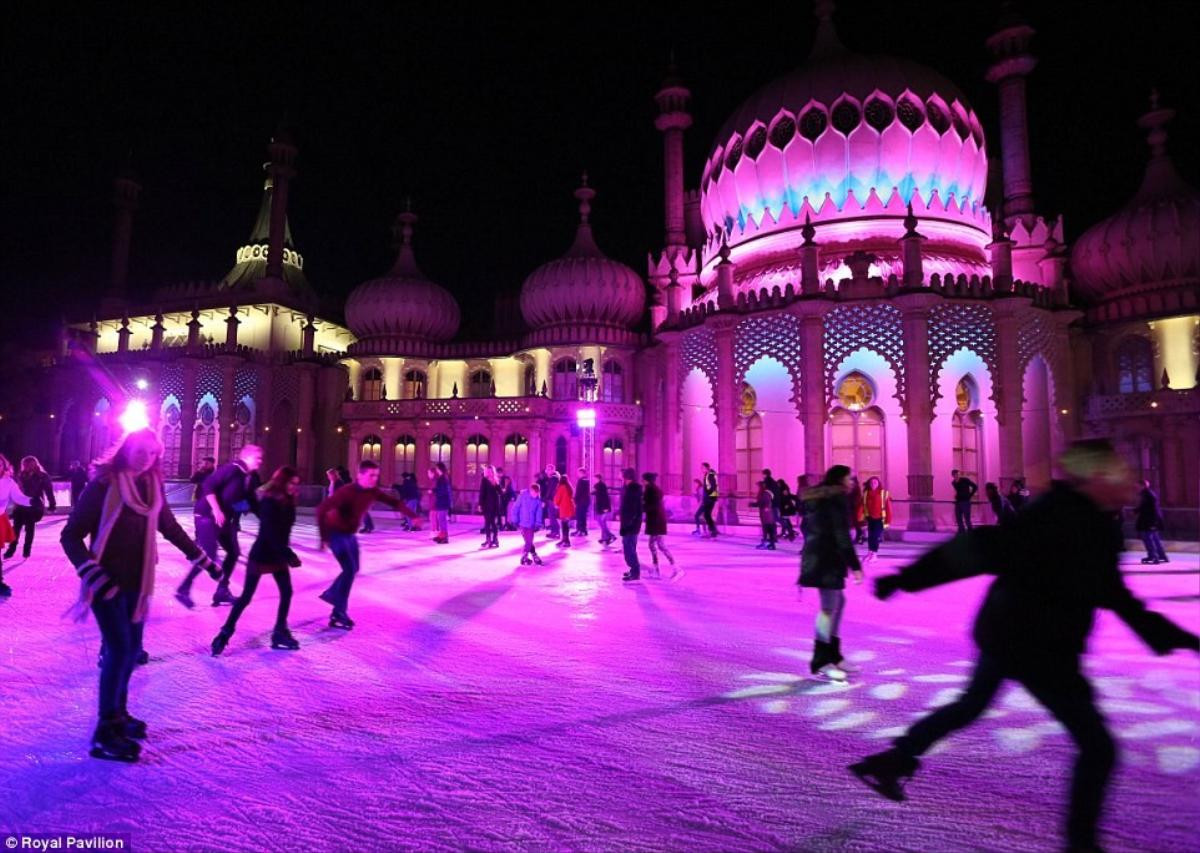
[848,763,907,802]
[90,747,139,763]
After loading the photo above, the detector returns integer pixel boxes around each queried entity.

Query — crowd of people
[1,431,1195,852]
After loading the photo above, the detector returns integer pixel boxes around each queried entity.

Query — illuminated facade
[3,4,1196,530]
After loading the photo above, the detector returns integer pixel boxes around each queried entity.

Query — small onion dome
[1071,94,1200,302]
[519,176,645,330]
[344,210,460,341]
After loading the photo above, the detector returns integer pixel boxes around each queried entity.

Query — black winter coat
[195,460,258,523]
[1134,487,1164,532]
[799,486,861,589]
[574,477,591,509]
[643,484,668,535]
[16,470,56,518]
[889,482,1199,668]
[593,482,611,514]
[479,477,500,514]
[619,482,643,536]
[247,495,298,568]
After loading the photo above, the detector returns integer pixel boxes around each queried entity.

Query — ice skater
[858,476,892,563]
[211,466,303,656]
[513,482,544,565]
[175,443,264,608]
[553,471,575,549]
[642,473,679,580]
[853,439,1200,853]
[799,465,863,681]
[951,468,978,532]
[428,462,451,544]
[479,464,501,549]
[619,468,643,582]
[593,474,614,545]
[0,453,33,597]
[754,479,777,550]
[573,468,591,536]
[60,429,219,762]
[1134,479,1168,564]
[699,463,719,538]
[5,455,55,561]
[318,460,417,629]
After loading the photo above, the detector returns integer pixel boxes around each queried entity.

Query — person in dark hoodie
[573,468,591,536]
[60,429,219,762]
[642,472,679,579]
[619,468,643,582]
[1133,479,1168,564]
[478,464,501,549]
[593,474,614,545]
[798,465,863,681]
[852,440,1199,853]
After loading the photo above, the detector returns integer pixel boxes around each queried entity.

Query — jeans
[597,511,613,541]
[622,534,640,573]
[701,497,717,536]
[323,533,360,613]
[866,517,885,552]
[955,500,973,533]
[432,509,449,539]
[1140,530,1168,562]
[92,587,144,720]
[760,518,777,545]
[361,512,374,533]
[482,510,499,544]
[896,653,1116,849]
[189,515,240,587]
[575,505,589,534]
[223,567,293,633]
[9,506,43,556]
[520,527,538,557]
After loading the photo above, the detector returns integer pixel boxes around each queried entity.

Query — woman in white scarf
[60,429,218,763]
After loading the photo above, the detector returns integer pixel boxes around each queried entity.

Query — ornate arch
[682,326,718,384]
[928,303,996,408]
[824,304,905,405]
[734,313,803,408]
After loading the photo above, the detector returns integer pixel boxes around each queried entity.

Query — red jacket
[553,481,576,517]
[318,484,410,540]
[858,487,892,525]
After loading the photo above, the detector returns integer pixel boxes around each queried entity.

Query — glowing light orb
[576,408,597,428]
[119,400,150,434]
[135,378,149,390]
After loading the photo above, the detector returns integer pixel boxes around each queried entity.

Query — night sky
[3,1,1196,344]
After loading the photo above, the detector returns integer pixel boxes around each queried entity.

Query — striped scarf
[70,470,163,624]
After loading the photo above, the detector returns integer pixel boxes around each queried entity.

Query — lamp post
[577,359,599,477]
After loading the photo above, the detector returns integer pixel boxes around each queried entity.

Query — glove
[874,574,901,600]
[286,549,302,568]
[76,559,120,602]
[190,552,221,581]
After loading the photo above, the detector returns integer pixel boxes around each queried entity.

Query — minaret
[109,163,141,302]
[264,129,298,281]
[985,4,1038,227]
[654,59,692,249]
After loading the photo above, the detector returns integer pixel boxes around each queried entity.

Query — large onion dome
[344,210,460,343]
[1071,95,1200,306]
[699,0,990,284]
[519,178,645,331]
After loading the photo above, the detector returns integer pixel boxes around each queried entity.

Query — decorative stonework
[196,365,223,409]
[823,304,906,404]
[928,303,997,406]
[1018,312,1055,371]
[159,362,183,404]
[734,313,803,407]
[682,326,718,383]
[234,367,257,404]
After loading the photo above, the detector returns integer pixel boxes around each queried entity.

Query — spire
[389,205,426,278]
[567,173,602,257]
[1133,90,1190,205]
[809,0,846,60]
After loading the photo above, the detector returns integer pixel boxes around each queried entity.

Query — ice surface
[1,515,1197,852]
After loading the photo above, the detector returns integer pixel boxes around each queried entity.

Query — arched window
[465,434,489,478]
[951,376,982,485]
[394,434,416,475]
[229,398,254,458]
[601,360,625,403]
[360,434,382,463]
[429,433,452,467]
[602,438,624,484]
[90,398,112,461]
[735,413,763,495]
[1116,337,1154,393]
[552,358,578,399]
[403,369,427,400]
[554,435,568,473]
[469,369,492,398]
[830,372,884,484]
[523,363,537,396]
[504,433,529,485]
[160,397,182,475]
[193,396,219,468]
[362,367,384,402]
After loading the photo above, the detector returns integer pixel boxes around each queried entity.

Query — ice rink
[1,513,1197,853]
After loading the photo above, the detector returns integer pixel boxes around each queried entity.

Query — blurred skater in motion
[854,440,1200,853]
[513,482,544,566]
[642,473,679,580]
[5,455,55,560]
[0,453,32,597]
[799,465,863,681]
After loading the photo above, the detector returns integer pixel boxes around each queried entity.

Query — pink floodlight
[576,408,597,429]
[119,399,150,434]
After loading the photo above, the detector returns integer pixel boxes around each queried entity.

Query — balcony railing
[1084,388,1198,419]
[342,396,643,425]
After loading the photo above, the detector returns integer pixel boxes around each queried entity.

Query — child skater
[513,483,544,565]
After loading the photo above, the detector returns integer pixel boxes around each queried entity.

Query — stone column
[713,318,738,503]
[451,424,468,500]
[217,358,237,463]
[295,364,317,481]
[993,297,1031,489]
[1051,310,1083,453]
[178,360,198,477]
[661,337,683,493]
[897,293,940,530]
[791,301,831,477]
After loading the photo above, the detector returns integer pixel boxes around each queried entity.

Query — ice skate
[0,581,11,598]
[649,564,661,579]
[831,637,859,673]
[622,570,640,582]
[118,712,148,740]
[2,544,15,560]
[173,586,195,609]
[270,629,300,651]
[136,650,150,666]
[849,749,919,802]
[89,719,140,763]
[329,611,355,630]
[668,566,684,581]
[211,627,233,657]
[520,554,532,566]
[810,639,848,681]
[211,584,237,606]
[532,554,543,565]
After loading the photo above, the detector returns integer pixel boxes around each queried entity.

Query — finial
[668,266,679,286]
[903,202,920,236]
[1137,89,1175,159]
[801,212,816,245]
[574,174,595,224]
[815,0,835,20]
[718,236,732,264]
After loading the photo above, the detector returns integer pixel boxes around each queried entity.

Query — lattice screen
[823,304,906,404]
[928,303,997,407]
[682,326,718,382]
[734,313,803,406]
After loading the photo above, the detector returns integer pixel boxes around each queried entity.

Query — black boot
[271,628,300,650]
[830,637,859,673]
[330,611,355,630]
[211,583,237,606]
[810,639,847,680]
[849,749,920,802]
[211,627,233,657]
[117,711,148,740]
[89,718,140,762]
[0,576,10,597]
